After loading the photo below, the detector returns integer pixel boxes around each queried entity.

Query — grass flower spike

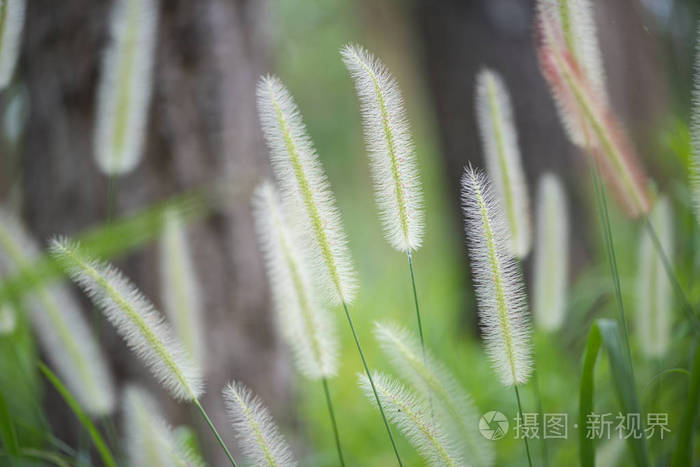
[0,210,115,415]
[375,322,493,466]
[341,44,424,252]
[536,0,651,217]
[533,173,569,331]
[637,196,673,358]
[359,372,463,467]
[461,166,532,386]
[50,238,203,401]
[94,0,158,175]
[223,381,296,467]
[123,386,202,467]
[256,75,356,305]
[0,0,25,90]
[252,181,338,379]
[475,69,532,258]
[159,208,205,371]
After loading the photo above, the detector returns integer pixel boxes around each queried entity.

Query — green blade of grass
[579,319,650,467]
[38,363,116,467]
[0,386,19,458]
[670,342,700,467]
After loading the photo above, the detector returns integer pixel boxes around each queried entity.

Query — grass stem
[192,398,238,467]
[514,384,533,467]
[321,377,345,466]
[341,301,402,466]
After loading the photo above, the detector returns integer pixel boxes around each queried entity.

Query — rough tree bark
[18,0,292,464]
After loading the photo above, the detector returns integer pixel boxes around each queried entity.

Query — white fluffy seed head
[533,174,569,331]
[252,181,338,379]
[537,0,607,103]
[374,322,494,466]
[94,0,158,176]
[0,210,115,415]
[223,381,296,467]
[50,238,203,401]
[159,208,205,372]
[0,0,24,90]
[123,386,203,467]
[257,75,357,305]
[637,196,673,358]
[359,372,463,467]
[475,69,532,258]
[341,44,424,252]
[461,166,532,386]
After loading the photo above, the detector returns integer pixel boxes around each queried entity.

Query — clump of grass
[532,173,569,331]
[475,68,532,259]
[637,196,673,359]
[223,381,297,467]
[0,211,115,415]
[358,372,463,467]
[159,208,205,371]
[0,0,25,90]
[123,386,203,467]
[94,0,158,176]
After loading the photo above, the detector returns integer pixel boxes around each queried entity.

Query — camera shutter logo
[479,411,509,440]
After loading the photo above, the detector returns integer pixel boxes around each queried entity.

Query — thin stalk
[341,301,403,466]
[642,218,700,332]
[192,398,238,467]
[514,384,533,467]
[407,251,433,421]
[532,367,548,467]
[591,165,634,373]
[321,377,345,466]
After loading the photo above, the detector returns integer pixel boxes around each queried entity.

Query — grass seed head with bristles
[374,322,494,466]
[0,0,25,90]
[252,181,338,379]
[123,386,203,467]
[461,166,532,386]
[535,2,652,218]
[257,75,357,305]
[159,208,205,371]
[50,238,203,401]
[358,371,463,467]
[222,381,297,467]
[94,0,158,176]
[637,196,673,359]
[533,173,569,331]
[340,44,424,252]
[475,68,532,258]
[0,210,115,415]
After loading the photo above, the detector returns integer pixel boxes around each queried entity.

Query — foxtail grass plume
[636,196,673,359]
[94,0,158,175]
[341,44,424,252]
[475,69,532,258]
[691,23,700,224]
[0,0,25,90]
[159,208,205,371]
[0,210,115,414]
[123,386,203,467]
[257,75,357,305]
[252,181,338,379]
[50,239,203,401]
[0,304,16,335]
[532,173,569,331]
[461,167,532,386]
[223,381,296,467]
[375,322,494,466]
[359,372,463,466]
[536,1,651,218]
